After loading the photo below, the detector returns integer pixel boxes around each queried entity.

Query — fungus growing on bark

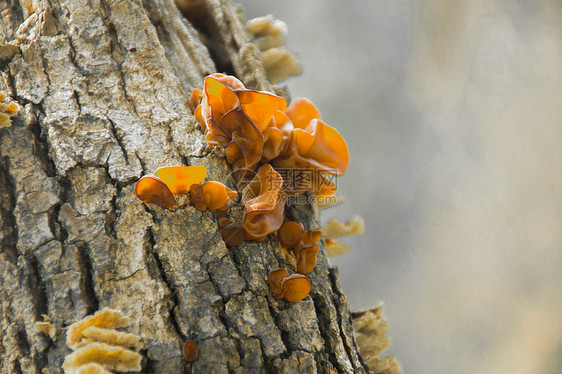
[62,343,143,373]
[277,221,304,250]
[322,216,365,238]
[183,340,199,373]
[325,238,350,258]
[272,98,349,196]
[0,92,20,128]
[188,87,203,112]
[322,217,365,258]
[81,327,143,350]
[241,164,285,241]
[135,166,207,209]
[75,363,112,374]
[277,222,321,274]
[193,74,287,172]
[296,243,320,275]
[189,181,238,211]
[261,47,302,83]
[217,210,247,246]
[246,15,287,38]
[66,309,131,350]
[352,306,403,374]
[64,309,144,374]
[267,268,289,299]
[153,165,207,195]
[135,175,177,209]
[295,229,321,274]
[268,269,311,303]
[246,16,301,83]
[34,314,56,341]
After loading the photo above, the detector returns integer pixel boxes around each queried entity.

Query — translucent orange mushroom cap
[242,164,286,241]
[268,268,289,299]
[153,165,207,195]
[277,221,304,249]
[302,229,322,246]
[292,119,349,176]
[201,181,238,211]
[296,243,320,275]
[183,340,200,363]
[135,175,177,209]
[236,90,287,132]
[285,98,321,130]
[280,274,311,303]
[268,269,311,303]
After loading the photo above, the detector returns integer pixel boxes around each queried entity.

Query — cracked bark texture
[0,0,371,373]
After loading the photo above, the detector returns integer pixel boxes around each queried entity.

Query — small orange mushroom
[135,175,177,209]
[268,269,311,303]
[192,74,289,174]
[296,243,320,275]
[261,111,294,163]
[153,165,207,195]
[217,210,247,246]
[183,340,199,374]
[277,221,304,249]
[236,89,287,133]
[268,268,289,299]
[189,181,238,211]
[281,274,311,302]
[188,88,203,112]
[188,183,207,211]
[301,229,322,246]
[242,164,285,241]
[325,237,337,247]
[274,118,349,177]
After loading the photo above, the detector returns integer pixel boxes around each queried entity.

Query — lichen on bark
[0,1,373,373]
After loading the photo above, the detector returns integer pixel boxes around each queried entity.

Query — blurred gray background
[239,1,561,373]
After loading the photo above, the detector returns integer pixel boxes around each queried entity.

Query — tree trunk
[0,0,370,373]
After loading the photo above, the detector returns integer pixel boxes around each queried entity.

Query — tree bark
[0,0,370,373]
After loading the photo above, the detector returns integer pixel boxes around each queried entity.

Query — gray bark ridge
[0,0,370,373]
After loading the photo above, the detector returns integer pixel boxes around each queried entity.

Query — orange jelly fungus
[217,212,247,246]
[261,111,294,163]
[242,164,285,241]
[277,221,304,249]
[273,98,349,191]
[268,269,311,303]
[135,175,177,209]
[183,340,200,362]
[302,229,322,246]
[153,165,207,195]
[277,222,321,274]
[296,243,320,275]
[190,181,238,211]
[188,88,203,112]
[281,274,312,302]
[193,73,287,170]
[268,268,289,299]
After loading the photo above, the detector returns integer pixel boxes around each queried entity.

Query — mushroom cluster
[195,74,351,302]
[0,92,20,129]
[277,221,322,275]
[246,15,302,83]
[62,308,144,374]
[189,74,349,241]
[135,73,352,304]
[135,165,238,214]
